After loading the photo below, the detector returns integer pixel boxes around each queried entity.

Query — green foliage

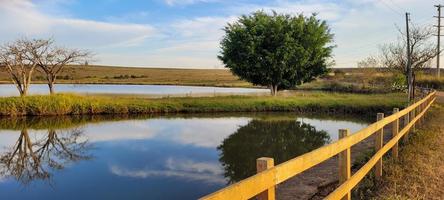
[391,73,407,91]
[219,11,334,94]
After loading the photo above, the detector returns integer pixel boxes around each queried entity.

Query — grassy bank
[369,103,444,199]
[0,92,407,116]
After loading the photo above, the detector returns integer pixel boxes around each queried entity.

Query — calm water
[0,114,369,200]
[0,84,267,97]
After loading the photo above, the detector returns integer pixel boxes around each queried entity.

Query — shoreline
[0,93,407,117]
[0,81,257,88]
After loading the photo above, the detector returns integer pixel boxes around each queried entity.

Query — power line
[377,0,404,16]
[416,16,434,27]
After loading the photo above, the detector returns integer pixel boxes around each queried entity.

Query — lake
[0,84,268,97]
[0,113,369,200]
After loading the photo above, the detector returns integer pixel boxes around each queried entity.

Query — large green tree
[219,11,334,95]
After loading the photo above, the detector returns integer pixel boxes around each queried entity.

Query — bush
[391,74,407,91]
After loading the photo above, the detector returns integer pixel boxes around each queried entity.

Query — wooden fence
[200,91,437,200]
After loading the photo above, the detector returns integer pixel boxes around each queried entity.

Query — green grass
[0,92,407,116]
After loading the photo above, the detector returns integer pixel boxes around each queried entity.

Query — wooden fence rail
[199,91,437,200]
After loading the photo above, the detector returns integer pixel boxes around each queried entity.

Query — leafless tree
[0,128,91,185]
[379,24,436,99]
[357,56,380,69]
[0,39,49,96]
[31,39,91,94]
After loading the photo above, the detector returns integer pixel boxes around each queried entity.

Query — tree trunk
[47,75,56,95]
[16,84,27,97]
[48,82,55,95]
[270,84,278,96]
[20,88,28,97]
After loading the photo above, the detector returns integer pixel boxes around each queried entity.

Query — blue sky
[0,0,441,68]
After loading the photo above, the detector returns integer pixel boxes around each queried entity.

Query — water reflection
[218,120,331,183]
[0,128,91,185]
[0,114,368,200]
[0,84,267,97]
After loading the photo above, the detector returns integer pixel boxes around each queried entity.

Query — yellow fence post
[256,157,275,200]
[392,108,399,159]
[338,129,351,200]
[375,113,384,180]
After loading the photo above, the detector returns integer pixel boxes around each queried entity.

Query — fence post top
[256,157,274,172]
[377,113,384,120]
[257,157,274,162]
[339,129,349,138]
[339,128,349,133]
[393,108,399,112]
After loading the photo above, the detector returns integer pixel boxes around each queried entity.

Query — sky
[0,0,442,69]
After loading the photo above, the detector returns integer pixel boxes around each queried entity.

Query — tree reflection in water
[0,128,92,185]
[218,120,331,183]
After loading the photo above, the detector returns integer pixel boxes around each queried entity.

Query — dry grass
[0,65,251,87]
[0,65,400,92]
[0,92,407,116]
[416,75,444,90]
[374,103,444,200]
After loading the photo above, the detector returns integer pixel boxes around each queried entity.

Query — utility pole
[406,12,413,102]
[435,5,444,78]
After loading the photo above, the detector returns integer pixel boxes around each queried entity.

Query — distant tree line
[0,38,91,96]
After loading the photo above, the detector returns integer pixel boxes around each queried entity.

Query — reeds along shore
[0,92,406,117]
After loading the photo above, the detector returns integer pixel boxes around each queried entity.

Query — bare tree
[31,39,91,94]
[379,24,436,99]
[0,128,91,185]
[357,56,380,69]
[0,39,48,96]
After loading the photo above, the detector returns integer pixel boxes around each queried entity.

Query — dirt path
[373,91,444,199]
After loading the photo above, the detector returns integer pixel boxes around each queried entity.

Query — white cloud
[110,157,226,184]
[97,52,223,68]
[229,1,346,21]
[157,1,348,68]
[0,0,157,48]
[171,16,237,39]
[1,0,441,68]
[34,117,249,146]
